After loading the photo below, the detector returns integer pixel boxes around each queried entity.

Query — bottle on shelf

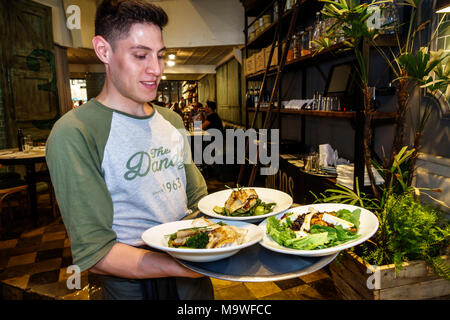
[287,38,294,62]
[254,86,260,108]
[303,27,312,56]
[293,33,300,60]
[273,1,279,22]
[311,12,323,50]
[17,128,23,151]
[246,86,254,109]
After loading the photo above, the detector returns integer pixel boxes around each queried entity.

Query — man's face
[108,23,165,104]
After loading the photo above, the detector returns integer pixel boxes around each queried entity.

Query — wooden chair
[0,184,29,232]
[35,170,60,219]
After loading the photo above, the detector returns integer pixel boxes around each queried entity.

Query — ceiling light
[167,60,175,67]
[161,75,167,80]
[168,54,176,60]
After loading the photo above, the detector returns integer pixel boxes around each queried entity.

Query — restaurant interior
[0,0,449,301]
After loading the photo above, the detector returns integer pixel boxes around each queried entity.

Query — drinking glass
[23,135,33,153]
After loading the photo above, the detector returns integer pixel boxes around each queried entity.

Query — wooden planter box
[329,250,450,300]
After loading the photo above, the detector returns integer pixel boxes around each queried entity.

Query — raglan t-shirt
[46,98,207,272]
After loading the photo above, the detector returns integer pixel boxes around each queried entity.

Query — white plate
[258,203,379,257]
[198,187,293,223]
[141,219,264,262]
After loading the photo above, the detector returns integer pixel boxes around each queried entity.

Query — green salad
[266,208,361,250]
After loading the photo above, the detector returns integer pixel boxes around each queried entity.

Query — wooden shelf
[246,42,348,79]
[247,107,397,120]
[247,7,294,49]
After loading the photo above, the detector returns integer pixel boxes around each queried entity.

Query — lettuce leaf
[266,216,295,244]
[266,209,361,250]
[336,208,361,229]
[284,232,329,250]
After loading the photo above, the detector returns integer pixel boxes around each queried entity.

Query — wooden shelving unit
[248,108,397,120]
[240,0,400,191]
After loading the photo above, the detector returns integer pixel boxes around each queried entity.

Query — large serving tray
[176,244,338,282]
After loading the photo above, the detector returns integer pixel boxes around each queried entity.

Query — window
[70,79,87,108]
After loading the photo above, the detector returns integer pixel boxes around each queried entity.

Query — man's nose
[145,55,162,76]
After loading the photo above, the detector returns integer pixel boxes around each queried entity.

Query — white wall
[33,0,245,49]
[157,0,245,48]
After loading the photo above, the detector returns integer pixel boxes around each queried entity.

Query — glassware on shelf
[311,12,323,50]
[303,27,312,55]
[273,2,279,21]
[330,97,341,111]
[285,0,294,11]
[380,2,399,34]
[287,39,294,62]
[293,33,300,60]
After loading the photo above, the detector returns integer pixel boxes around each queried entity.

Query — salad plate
[258,203,379,257]
[198,187,293,223]
[141,218,263,262]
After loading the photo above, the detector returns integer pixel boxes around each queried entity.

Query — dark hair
[206,100,217,111]
[95,0,168,48]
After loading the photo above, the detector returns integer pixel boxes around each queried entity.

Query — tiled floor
[0,176,341,300]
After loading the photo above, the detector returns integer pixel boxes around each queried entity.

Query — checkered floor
[0,177,341,300]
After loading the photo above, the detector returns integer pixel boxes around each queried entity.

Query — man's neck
[96,82,153,117]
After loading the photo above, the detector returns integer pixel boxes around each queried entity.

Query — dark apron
[98,245,214,300]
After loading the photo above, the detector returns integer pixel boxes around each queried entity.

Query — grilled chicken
[224,188,259,213]
[170,217,248,248]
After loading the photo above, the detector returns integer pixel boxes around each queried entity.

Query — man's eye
[158,55,164,60]
[135,55,146,60]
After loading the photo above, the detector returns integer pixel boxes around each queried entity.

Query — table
[0,147,46,226]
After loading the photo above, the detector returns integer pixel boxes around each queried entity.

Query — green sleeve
[156,107,208,211]
[46,109,116,272]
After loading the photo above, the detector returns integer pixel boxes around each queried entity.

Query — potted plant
[312,0,450,299]
[313,147,449,299]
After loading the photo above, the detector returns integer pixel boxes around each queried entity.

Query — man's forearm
[89,242,202,279]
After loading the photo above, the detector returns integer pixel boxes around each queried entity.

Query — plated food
[168,217,248,249]
[259,203,379,257]
[266,207,361,250]
[141,217,264,262]
[212,187,276,217]
[198,187,293,222]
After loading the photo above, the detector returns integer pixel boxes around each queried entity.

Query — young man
[46,0,213,300]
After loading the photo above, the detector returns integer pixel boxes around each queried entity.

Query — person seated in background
[189,102,204,124]
[179,96,186,110]
[202,100,223,132]
[170,102,182,115]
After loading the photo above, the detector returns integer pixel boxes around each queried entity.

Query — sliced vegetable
[213,206,224,214]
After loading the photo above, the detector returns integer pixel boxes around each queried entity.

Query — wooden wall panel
[216,58,242,125]
[1,0,60,143]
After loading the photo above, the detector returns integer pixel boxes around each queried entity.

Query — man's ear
[92,35,112,64]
